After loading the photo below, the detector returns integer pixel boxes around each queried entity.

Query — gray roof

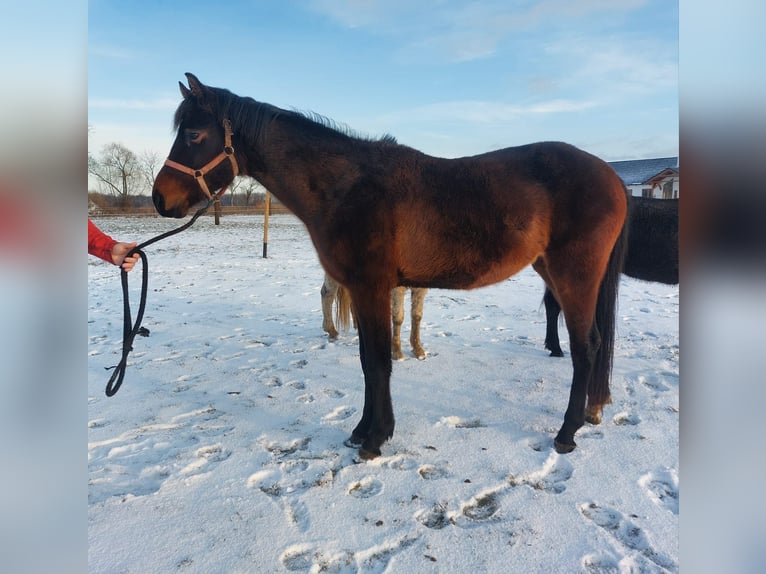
[608,157,679,186]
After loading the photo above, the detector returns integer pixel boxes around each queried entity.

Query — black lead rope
[104,201,212,396]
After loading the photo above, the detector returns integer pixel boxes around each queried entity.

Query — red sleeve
[88,219,118,264]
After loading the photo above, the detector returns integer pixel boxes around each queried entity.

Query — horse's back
[391,142,626,290]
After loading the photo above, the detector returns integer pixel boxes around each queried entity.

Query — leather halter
[163,119,239,199]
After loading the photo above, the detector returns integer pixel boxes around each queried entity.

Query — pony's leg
[321,274,339,339]
[409,288,427,360]
[346,287,395,459]
[584,403,605,425]
[543,287,564,357]
[391,287,406,360]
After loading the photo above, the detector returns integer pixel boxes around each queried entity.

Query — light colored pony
[321,273,427,360]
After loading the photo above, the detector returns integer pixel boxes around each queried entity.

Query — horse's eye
[185,130,204,145]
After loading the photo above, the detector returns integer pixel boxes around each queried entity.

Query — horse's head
[152,73,239,218]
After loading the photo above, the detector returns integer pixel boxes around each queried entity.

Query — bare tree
[88,142,140,207]
[227,176,245,206]
[240,178,264,207]
[138,149,163,194]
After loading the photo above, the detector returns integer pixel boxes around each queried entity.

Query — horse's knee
[320,283,336,298]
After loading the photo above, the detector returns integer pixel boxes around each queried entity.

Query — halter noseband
[163,119,240,199]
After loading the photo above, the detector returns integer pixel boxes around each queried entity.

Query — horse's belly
[467,258,532,289]
[410,252,534,290]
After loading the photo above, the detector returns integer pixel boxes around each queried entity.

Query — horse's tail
[335,284,354,332]
[590,195,630,406]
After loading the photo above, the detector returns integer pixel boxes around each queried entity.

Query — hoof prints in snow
[639,468,679,515]
[509,452,574,494]
[460,490,502,521]
[438,415,484,429]
[87,407,227,504]
[280,533,419,573]
[580,502,678,572]
[347,477,383,498]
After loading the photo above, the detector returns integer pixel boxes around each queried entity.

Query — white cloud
[546,36,677,97]
[309,0,652,63]
[307,0,419,29]
[383,98,599,124]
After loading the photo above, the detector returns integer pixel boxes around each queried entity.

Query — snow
[88,214,678,573]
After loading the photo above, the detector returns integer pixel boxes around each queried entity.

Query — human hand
[111,242,139,272]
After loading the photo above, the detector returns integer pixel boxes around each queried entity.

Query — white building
[608,157,679,198]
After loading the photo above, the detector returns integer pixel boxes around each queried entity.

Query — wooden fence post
[262,191,271,258]
[214,196,221,225]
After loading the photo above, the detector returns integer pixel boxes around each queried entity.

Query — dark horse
[544,196,678,359]
[152,73,628,458]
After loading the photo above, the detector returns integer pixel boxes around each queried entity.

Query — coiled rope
[104,201,212,396]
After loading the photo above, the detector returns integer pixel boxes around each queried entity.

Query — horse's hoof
[554,439,576,454]
[549,349,564,358]
[343,434,364,449]
[585,413,602,425]
[585,405,603,425]
[358,446,381,460]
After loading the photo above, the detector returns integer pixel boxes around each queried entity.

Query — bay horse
[152,73,628,458]
[544,196,678,358]
[321,272,427,360]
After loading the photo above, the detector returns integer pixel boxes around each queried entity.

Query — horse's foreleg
[391,287,406,360]
[321,274,339,339]
[410,288,427,360]
[347,288,394,459]
[543,287,564,357]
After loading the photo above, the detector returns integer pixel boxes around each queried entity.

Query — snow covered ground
[88,214,678,573]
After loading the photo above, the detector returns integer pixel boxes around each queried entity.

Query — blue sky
[88,0,678,163]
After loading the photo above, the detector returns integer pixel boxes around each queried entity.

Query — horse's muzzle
[152,187,187,218]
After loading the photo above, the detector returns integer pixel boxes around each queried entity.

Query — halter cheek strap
[163,119,240,199]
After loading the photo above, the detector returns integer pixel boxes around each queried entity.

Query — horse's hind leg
[534,259,604,453]
[409,288,427,360]
[557,298,602,453]
[391,287,406,360]
[321,274,339,339]
[543,286,564,357]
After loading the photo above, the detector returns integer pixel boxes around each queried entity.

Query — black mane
[174,86,397,147]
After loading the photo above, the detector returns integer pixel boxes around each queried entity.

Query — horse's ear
[185,73,207,99]
[179,81,192,100]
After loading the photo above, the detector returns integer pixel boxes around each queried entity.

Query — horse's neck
[243,126,362,223]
